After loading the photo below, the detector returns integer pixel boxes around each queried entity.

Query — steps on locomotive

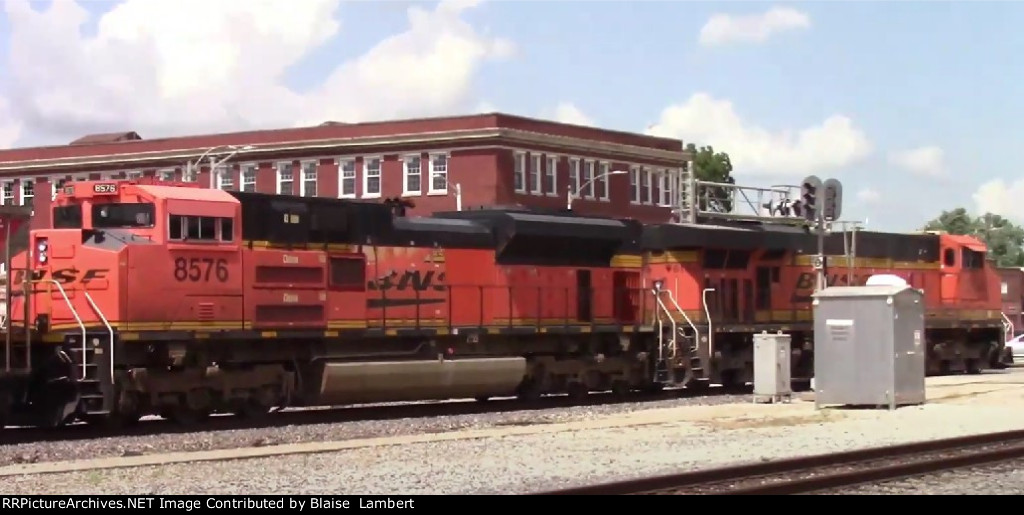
[655,326,705,385]
[62,332,115,416]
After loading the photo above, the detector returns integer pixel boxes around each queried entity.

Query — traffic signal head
[800,175,822,222]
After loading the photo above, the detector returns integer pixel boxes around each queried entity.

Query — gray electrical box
[753,331,792,403]
[812,284,926,410]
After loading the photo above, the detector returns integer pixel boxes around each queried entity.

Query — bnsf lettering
[173,258,229,283]
[791,271,915,302]
[368,270,446,292]
[12,268,109,286]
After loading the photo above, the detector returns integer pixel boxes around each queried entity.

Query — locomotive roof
[642,221,809,251]
[135,184,240,204]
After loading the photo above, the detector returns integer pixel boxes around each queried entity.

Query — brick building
[0,113,691,228]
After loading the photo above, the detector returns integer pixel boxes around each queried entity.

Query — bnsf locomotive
[0,179,1011,428]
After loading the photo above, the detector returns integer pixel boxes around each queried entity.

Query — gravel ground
[7,397,1024,495]
[826,459,1024,495]
[0,393,751,468]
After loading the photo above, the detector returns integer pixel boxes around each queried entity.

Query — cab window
[92,203,155,228]
[53,205,83,229]
[168,214,234,242]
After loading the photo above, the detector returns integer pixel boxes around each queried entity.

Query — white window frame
[403,154,422,197]
[0,181,12,206]
[20,179,33,206]
[363,156,382,199]
[513,151,526,194]
[630,166,640,204]
[299,159,319,197]
[598,161,610,201]
[639,166,649,205]
[530,154,542,194]
[582,159,595,199]
[158,169,176,182]
[428,153,449,195]
[127,170,143,179]
[657,169,672,207]
[569,158,581,199]
[215,163,235,190]
[181,166,197,183]
[545,155,558,197]
[645,168,655,205]
[239,164,257,192]
[276,161,295,195]
[337,158,357,199]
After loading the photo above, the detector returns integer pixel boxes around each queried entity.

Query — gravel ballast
[0,393,751,468]
[7,395,1024,495]
[827,459,1024,495]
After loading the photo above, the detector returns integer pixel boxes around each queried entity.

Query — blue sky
[0,0,1019,231]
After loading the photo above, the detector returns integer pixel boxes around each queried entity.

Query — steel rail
[535,428,1024,495]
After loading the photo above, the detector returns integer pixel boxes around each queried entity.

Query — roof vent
[69,131,143,145]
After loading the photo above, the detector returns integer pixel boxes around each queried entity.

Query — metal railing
[83,290,114,384]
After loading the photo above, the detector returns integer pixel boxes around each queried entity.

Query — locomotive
[0,178,1011,428]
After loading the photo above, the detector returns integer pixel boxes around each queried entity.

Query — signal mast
[671,155,859,293]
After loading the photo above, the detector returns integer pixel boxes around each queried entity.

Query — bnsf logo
[11,268,109,286]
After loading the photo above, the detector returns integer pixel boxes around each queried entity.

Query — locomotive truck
[0,178,1011,428]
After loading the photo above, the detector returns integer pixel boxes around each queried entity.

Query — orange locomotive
[644,223,1010,388]
[0,179,655,427]
[0,178,1012,429]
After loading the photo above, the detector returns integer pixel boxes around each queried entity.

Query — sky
[0,0,1019,232]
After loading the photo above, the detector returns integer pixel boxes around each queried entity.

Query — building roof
[0,113,689,174]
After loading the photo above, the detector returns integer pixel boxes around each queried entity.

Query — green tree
[687,143,735,213]
[923,208,1024,267]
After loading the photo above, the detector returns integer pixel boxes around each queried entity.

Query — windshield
[92,203,155,228]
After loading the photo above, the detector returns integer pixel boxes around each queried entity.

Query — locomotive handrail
[702,287,716,361]
[35,278,87,379]
[82,290,114,384]
[1002,312,1015,341]
[661,288,701,352]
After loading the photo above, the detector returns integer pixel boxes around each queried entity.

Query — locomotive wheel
[566,381,588,400]
[236,387,275,420]
[611,380,630,397]
[0,390,10,430]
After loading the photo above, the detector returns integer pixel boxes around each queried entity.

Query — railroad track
[537,428,1024,495]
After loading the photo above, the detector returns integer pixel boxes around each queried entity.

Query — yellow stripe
[247,240,358,253]
[611,254,644,268]
[646,250,698,264]
[793,255,939,270]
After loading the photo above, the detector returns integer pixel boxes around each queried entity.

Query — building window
[20,180,33,206]
[569,158,580,199]
[582,160,594,199]
[338,159,356,198]
[403,154,421,196]
[513,151,526,193]
[300,160,318,197]
[640,167,649,204]
[159,169,175,182]
[630,166,640,204]
[216,164,234,190]
[240,165,257,192]
[545,156,558,197]
[127,171,143,180]
[182,167,197,182]
[658,170,672,206]
[0,182,12,206]
[276,162,294,195]
[598,162,610,201]
[645,169,656,205]
[529,154,542,194]
[363,157,381,198]
[429,153,448,194]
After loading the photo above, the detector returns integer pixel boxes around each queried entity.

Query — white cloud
[646,93,872,177]
[552,102,595,127]
[699,7,811,47]
[973,178,1024,221]
[856,187,881,204]
[1,0,514,145]
[0,98,22,149]
[888,146,946,177]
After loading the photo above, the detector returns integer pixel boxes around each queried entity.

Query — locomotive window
[168,214,234,242]
[962,248,985,269]
[943,248,956,267]
[52,205,83,229]
[220,218,234,241]
[92,203,155,228]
